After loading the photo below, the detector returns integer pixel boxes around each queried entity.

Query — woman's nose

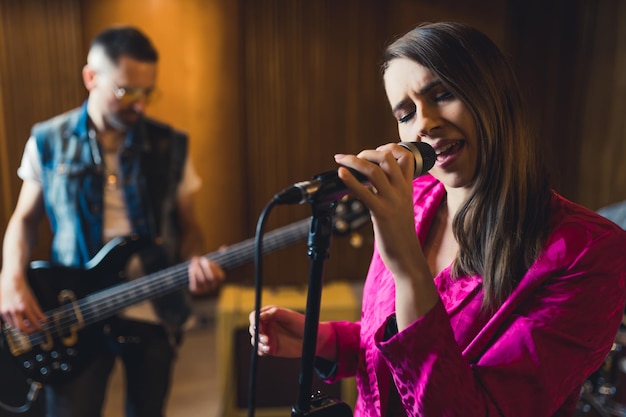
[415,103,442,138]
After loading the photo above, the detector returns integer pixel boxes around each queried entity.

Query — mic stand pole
[291,201,353,417]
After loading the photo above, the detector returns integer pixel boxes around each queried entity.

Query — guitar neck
[206,217,310,269]
[72,218,312,326]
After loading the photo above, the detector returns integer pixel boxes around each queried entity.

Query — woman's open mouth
[435,141,463,159]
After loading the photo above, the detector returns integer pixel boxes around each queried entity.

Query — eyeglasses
[109,80,160,105]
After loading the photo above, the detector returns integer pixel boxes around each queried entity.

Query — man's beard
[107,109,141,131]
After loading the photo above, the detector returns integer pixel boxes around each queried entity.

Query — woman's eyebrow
[417,79,443,95]
[391,80,443,114]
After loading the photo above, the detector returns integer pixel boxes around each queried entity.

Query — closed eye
[398,111,415,124]
[434,91,454,103]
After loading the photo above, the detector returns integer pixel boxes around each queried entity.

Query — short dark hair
[90,26,158,64]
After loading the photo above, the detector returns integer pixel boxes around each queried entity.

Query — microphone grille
[398,142,436,177]
[414,142,436,175]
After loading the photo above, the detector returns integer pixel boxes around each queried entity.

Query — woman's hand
[248,306,337,360]
[335,143,422,273]
[335,143,438,328]
[249,306,306,358]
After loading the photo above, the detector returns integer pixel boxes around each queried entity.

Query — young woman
[250,22,626,417]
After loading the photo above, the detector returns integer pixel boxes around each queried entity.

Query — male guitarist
[0,26,224,417]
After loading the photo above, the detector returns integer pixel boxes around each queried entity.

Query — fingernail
[334,154,345,160]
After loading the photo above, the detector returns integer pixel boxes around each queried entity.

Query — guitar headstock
[332,196,371,238]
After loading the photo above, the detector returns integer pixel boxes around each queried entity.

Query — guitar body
[28,263,117,314]
[0,236,146,385]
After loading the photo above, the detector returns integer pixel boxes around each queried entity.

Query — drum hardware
[578,331,626,417]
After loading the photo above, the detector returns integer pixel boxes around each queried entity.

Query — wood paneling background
[575,0,626,208]
[0,0,624,286]
[0,0,84,261]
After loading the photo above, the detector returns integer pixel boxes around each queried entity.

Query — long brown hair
[383,22,552,310]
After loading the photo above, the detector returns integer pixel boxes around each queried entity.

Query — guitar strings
[19,218,312,345]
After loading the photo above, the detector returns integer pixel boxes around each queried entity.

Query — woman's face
[384,58,478,191]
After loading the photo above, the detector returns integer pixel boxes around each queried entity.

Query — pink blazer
[327,175,626,417]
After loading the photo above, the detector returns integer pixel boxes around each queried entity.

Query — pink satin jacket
[327,175,626,417]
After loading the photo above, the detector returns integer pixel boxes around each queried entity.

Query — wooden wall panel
[0,13,9,231]
[382,0,508,46]
[506,0,587,205]
[506,0,626,211]
[0,0,84,263]
[576,0,626,209]
[241,0,391,285]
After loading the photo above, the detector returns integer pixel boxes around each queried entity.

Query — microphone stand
[291,200,353,417]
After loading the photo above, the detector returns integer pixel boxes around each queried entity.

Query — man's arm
[0,180,47,331]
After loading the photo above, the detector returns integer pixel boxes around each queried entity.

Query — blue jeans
[45,319,177,417]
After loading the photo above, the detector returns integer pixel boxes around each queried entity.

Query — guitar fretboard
[27,218,312,344]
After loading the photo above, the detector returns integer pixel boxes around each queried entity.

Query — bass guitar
[0,198,369,385]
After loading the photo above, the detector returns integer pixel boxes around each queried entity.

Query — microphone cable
[248,198,279,417]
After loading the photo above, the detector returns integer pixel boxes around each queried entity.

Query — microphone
[274,141,436,205]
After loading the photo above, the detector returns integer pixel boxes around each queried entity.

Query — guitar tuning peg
[350,199,365,213]
[334,201,348,215]
[334,219,349,235]
[349,232,364,249]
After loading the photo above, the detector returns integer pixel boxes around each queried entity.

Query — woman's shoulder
[551,192,624,233]
[547,191,626,259]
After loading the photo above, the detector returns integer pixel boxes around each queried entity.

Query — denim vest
[31,102,191,328]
